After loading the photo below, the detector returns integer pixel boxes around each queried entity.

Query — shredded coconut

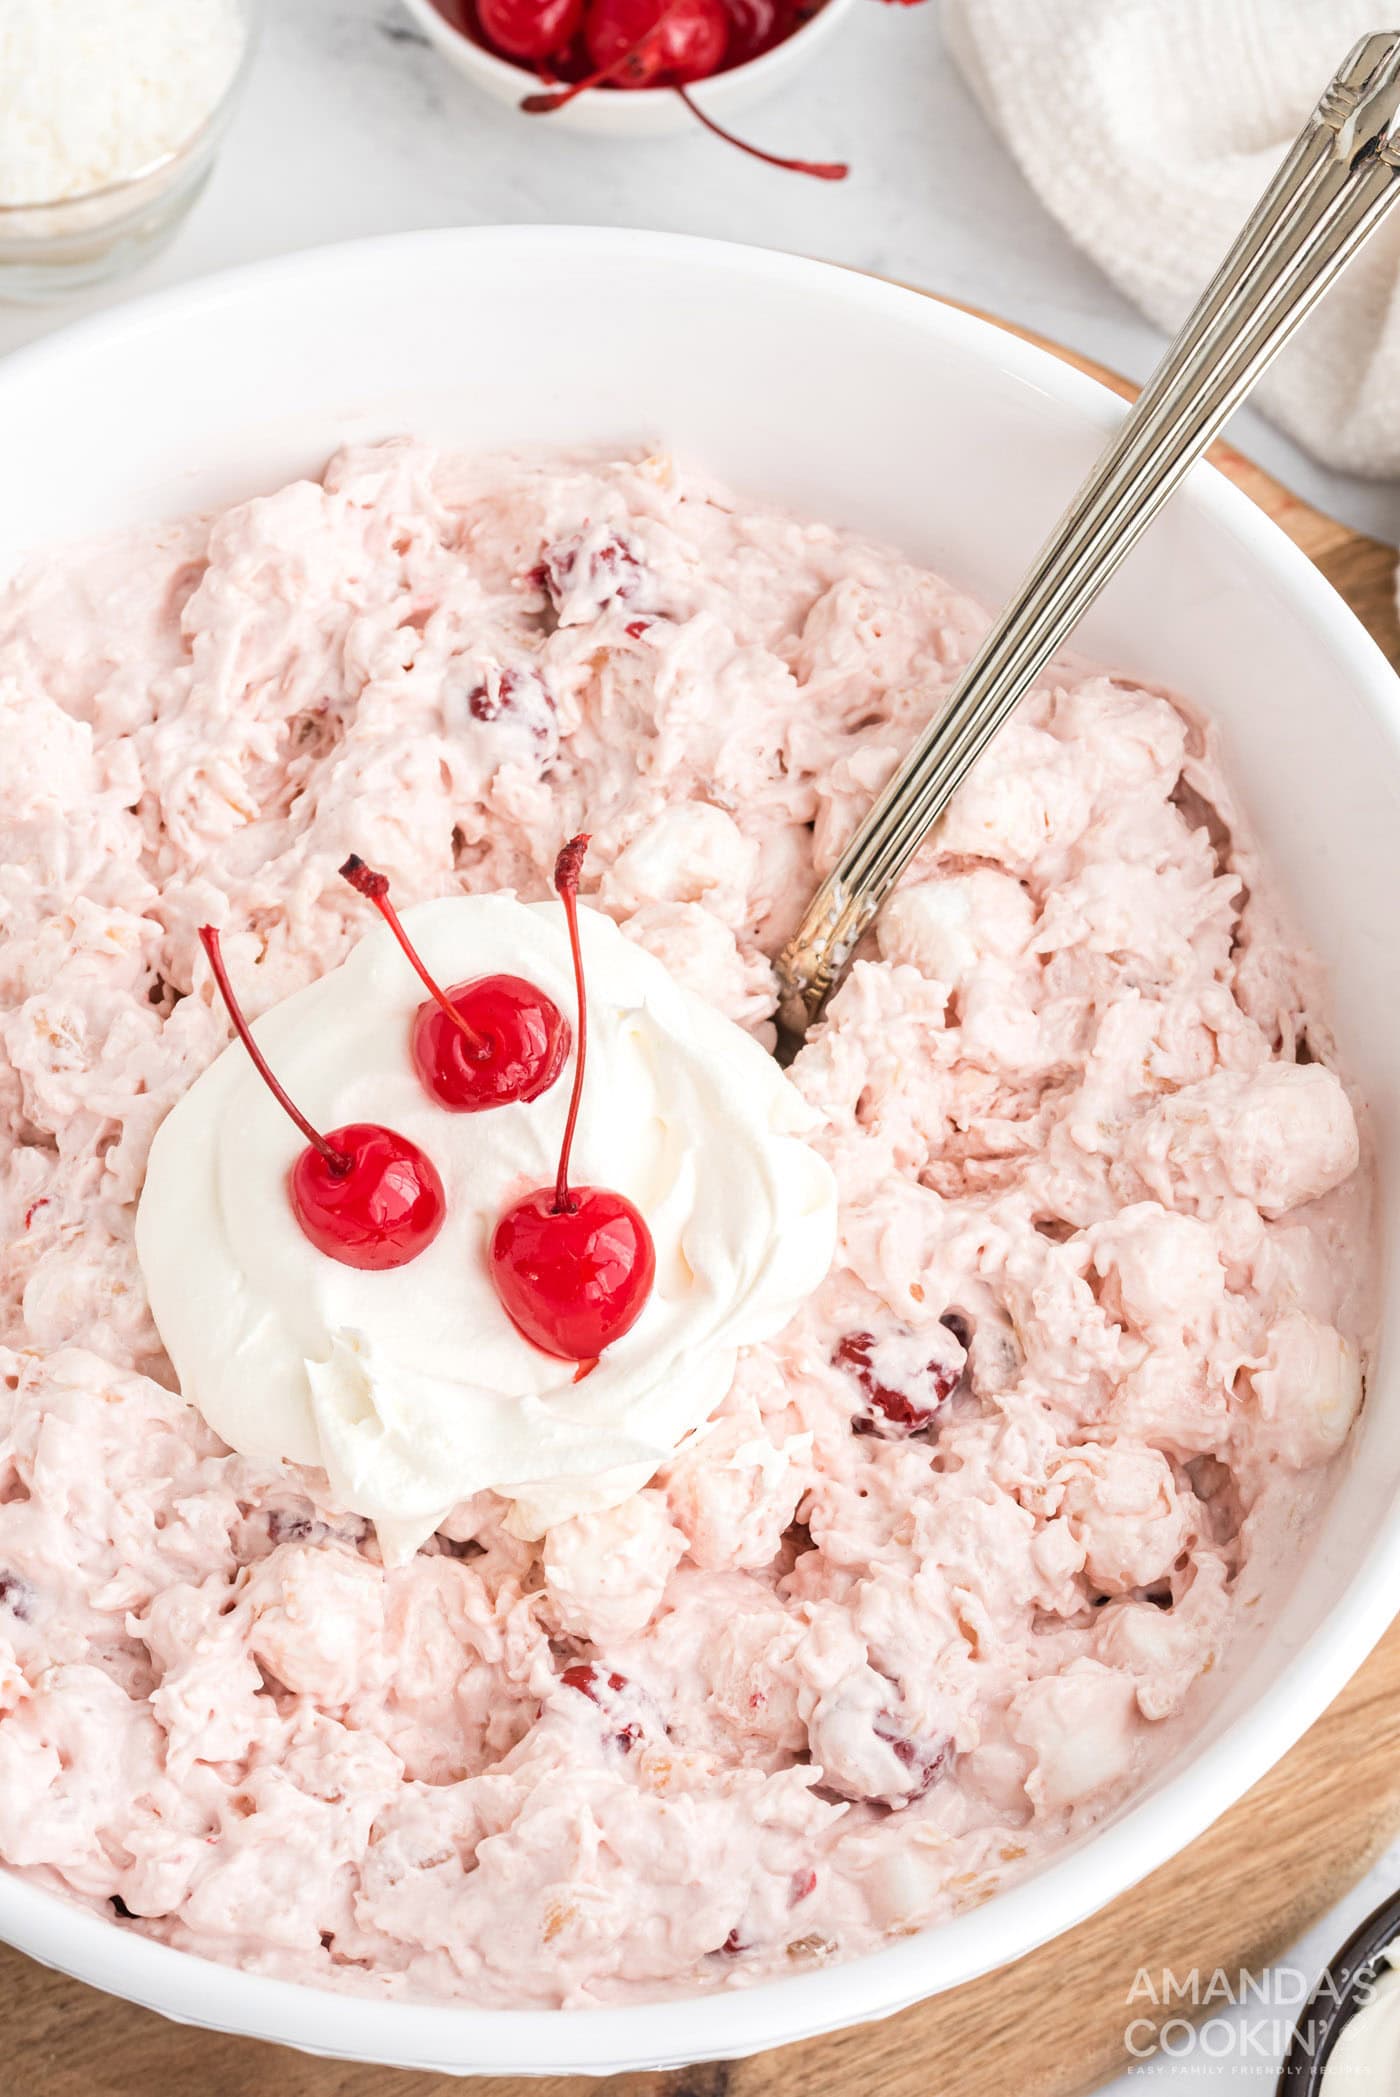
[0,0,245,206]
[0,441,1374,2006]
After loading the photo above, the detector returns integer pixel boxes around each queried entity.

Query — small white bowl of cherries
[399,0,907,172]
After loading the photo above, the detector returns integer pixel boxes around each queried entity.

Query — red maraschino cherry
[722,0,798,66]
[198,925,446,1271]
[340,856,570,1113]
[490,835,656,1363]
[477,0,583,58]
[583,0,726,80]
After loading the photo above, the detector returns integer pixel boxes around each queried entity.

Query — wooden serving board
[6,300,1400,2097]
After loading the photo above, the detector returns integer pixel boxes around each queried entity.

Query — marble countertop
[2,3,1397,2088]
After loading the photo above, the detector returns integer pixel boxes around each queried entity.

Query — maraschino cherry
[490,835,656,1363]
[722,0,798,66]
[583,0,726,81]
[340,856,570,1113]
[198,926,446,1271]
[477,0,582,57]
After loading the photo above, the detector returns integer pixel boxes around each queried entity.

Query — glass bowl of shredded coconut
[0,0,258,300]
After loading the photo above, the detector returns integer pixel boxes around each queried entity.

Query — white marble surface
[3,2,1399,2088]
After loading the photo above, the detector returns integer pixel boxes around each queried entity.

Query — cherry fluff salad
[0,441,1373,2007]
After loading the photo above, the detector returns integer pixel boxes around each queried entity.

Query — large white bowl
[0,226,1397,2076]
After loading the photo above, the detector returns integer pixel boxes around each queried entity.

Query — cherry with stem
[489,835,656,1364]
[198,925,446,1271]
[341,855,487,1056]
[340,856,570,1113]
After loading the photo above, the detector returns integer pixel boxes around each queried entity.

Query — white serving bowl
[397,0,857,136]
[0,225,1398,2076]
[0,0,263,303]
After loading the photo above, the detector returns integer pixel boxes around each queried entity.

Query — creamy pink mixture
[0,444,1372,2006]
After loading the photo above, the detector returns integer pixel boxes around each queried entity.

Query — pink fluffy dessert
[0,442,1372,2006]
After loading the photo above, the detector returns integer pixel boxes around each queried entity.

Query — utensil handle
[777,30,1400,1036]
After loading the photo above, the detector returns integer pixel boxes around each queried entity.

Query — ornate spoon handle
[776,30,1400,1041]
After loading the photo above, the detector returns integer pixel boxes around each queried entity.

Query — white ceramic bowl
[0,226,1398,2076]
[397,0,857,136]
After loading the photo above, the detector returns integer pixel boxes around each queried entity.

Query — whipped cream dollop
[136,895,837,1561]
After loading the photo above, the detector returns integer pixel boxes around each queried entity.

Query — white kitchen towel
[942,0,1400,479]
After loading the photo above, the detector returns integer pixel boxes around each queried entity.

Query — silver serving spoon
[775,30,1400,1047]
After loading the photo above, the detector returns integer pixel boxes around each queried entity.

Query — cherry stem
[521,60,616,110]
[198,926,351,1176]
[339,856,488,1058]
[674,87,849,178]
[551,833,591,1215]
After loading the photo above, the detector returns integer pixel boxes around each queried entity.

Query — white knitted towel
[942,0,1400,479]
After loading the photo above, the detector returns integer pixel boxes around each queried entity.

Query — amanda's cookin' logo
[1122,1963,1359,2070]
